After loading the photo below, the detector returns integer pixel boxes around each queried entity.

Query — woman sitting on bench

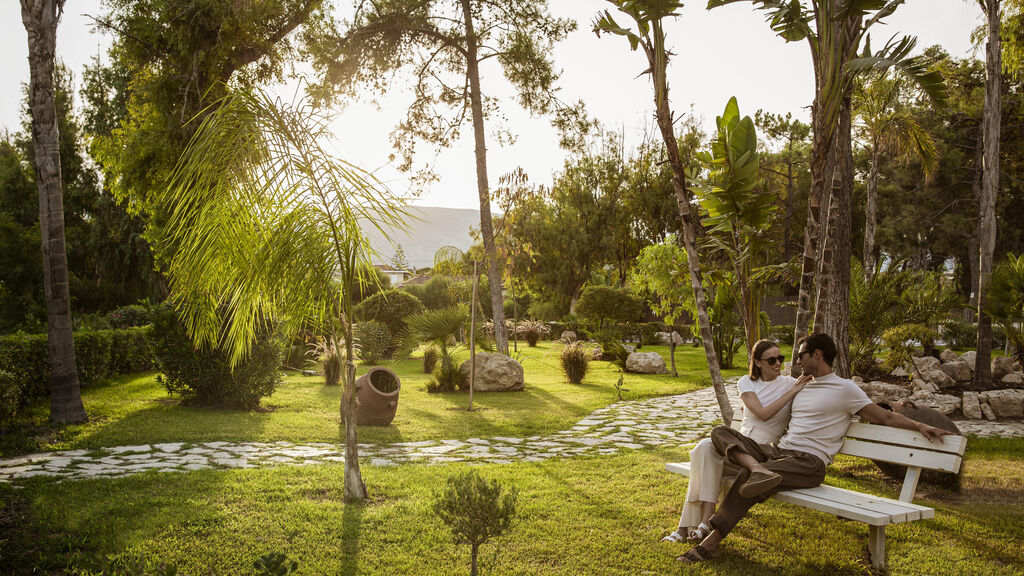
[663,339,810,543]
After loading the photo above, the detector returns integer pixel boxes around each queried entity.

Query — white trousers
[677,437,735,529]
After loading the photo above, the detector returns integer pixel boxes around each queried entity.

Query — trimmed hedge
[0,327,153,426]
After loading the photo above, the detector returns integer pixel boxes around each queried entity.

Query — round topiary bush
[148,305,282,409]
[355,290,424,345]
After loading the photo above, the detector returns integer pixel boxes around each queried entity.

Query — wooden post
[469,260,479,411]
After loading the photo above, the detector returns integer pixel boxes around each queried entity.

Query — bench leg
[868,525,886,570]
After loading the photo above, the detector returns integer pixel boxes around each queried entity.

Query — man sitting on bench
[678,332,954,564]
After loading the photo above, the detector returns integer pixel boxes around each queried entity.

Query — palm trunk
[647,20,731,424]
[461,0,509,356]
[966,127,984,323]
[783,138,795,260]
[821,98,853,377]
[863,145,880,278]
[340,312,367,500]
[976,0,1001,387]
[21,0,86,424]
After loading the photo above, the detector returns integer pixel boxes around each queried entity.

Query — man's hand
[919,423,954,443]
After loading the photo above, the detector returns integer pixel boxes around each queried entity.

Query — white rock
[962,392,982,419]
[959,351,977,366]
[890,366,909,377]
[1002,372,1024,385]
[939,361,973,382]
[992,356,1017,380]
[912,378,938,393]
[908,390,961,415]
[979,389,1024,418]
[655,331,684,345]
[924,369,956,389]
[852,376,864,383]
[857,381,910,406]
[939,349,960,364]
[625,352,668,374]
[981,402,997,421]
[460,353,525,391]
[912,355,941,374]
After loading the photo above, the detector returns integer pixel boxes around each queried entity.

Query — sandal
[661,529,686,543]
[687,522,711,541]
[677,544,718,564]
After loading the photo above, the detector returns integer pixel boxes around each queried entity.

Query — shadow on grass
[340,497,366,576]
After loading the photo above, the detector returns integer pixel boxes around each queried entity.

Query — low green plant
[106,304,152,328]
[432,470,518,576]
[355,321,392,365]
[149,306,282,409]
[882,324,939,371]
[307,336,343,386]
[253,552,300,575]
[355,290,424,350]
[401,306,489,393]
[516,320,549,347]
[990,253,1024,363]
[614,374,629,400]
[559,342,591,384]
[0,370,20,428]
[941,319,977,350]
[422,345,440,374]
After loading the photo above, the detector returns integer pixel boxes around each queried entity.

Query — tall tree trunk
[783,138,795,261]
[21,0,86,424]
[863,144,880,278]
[976,0,1001,387]
[966,126,984,323]
[647,20,731,424]
[822,98,853,377]
[461,0,509,355]
[340,313,367,500]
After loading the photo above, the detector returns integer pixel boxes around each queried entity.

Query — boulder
[912,378,938,393]
[924,369,956,390]
[992,356,1017,381]
[908,390,961,415]
[560,331,577,344]
[625,352,668,374]
[1002,372,1024,386]
[587,345,604,360]
[912,355,941,375]
[460,353,524,392]
[857,381,910,406]
[939,349,960,364]
[978,389,1024,418]
[959,350,977,367]
[981,402,997,420]
[962,391,983,420]
[622,344,636,354]
[939,361,973,383]
[890,365,910,378]
[852,375,864,383]
[655,331,684,345]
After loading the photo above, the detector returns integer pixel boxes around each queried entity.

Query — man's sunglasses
[760,355,785,365]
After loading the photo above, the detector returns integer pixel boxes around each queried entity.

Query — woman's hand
[794,374,812,392]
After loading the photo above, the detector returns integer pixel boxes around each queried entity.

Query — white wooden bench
[666,419,967,569]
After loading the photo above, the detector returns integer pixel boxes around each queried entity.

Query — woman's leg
[677,438,724,537]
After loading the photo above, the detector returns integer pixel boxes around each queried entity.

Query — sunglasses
[760,355,785,365]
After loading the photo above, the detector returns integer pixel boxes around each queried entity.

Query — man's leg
[710,425,781,497]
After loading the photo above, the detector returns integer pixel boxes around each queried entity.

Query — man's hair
[748,339,778,380]
[797,333,837,366]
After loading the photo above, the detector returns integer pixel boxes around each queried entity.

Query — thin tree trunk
[669,338,677,377]
[783,137,795,260]
[822,98,853,377]
[470,544,479,576]
[646,20,731,424]
[469,260,478,411]
[21,0,86,424]
[966,127,984,323]
[863,145,880,278]
[976,0,1001,387]
[461,0,509,356]
[340,311,367,500]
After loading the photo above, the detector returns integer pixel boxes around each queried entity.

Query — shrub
[106,304,151,328]
[432,471,518,576]
[516,320,549,346]
[575,286,643,329]
[941,319,977,350]
[422,345,439,373]
[355,289,424,343]
[0,370,20,428]
[768,324,795,346]
[355,321,391,364]
[308,336,343,386]
[882,324,939,371]
[560,342,591,384]
[428,351,468,393]
[149,306,282,409]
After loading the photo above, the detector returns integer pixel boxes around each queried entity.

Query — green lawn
[1,342,756,457]
[2,439,1021,575]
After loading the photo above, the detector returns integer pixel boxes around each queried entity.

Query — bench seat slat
[839,438,962,473]
[844,422,967,455]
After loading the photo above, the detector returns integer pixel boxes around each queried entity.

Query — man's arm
[856,403,955,442]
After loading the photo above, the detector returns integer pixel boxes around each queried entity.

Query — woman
[662,339,809,543]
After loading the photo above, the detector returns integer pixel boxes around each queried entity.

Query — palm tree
[976,0,1002,386]
[594,1,732,424]
[20,0,86,423]
[853,72,939,278]
[161,87,408,501]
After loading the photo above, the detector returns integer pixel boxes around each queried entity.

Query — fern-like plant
[560,342,591,384]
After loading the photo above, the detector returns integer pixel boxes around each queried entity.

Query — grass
[1,341,756,457]
[1,440,1021,575]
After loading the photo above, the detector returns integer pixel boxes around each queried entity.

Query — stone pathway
[2,384,1022,483]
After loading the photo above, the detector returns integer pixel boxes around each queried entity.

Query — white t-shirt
[777,372,873,465]
[737,374,798,444]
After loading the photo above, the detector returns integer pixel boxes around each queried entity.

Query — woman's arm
[740,375,812,421]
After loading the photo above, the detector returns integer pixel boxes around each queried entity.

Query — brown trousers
[707,425,826,537]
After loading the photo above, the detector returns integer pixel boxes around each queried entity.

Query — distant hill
[361,206,480,269]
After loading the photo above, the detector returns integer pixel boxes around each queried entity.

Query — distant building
[375,265,413,286]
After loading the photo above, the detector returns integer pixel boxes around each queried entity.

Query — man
[678,333,953,564]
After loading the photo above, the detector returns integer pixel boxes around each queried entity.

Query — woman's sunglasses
[760,355,785,365]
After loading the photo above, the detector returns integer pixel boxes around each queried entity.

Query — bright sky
[1,0,981,210]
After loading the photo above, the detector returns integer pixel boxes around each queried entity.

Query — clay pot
[355,367,401,426]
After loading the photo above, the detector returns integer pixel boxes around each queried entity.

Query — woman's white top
[736,374,798,444]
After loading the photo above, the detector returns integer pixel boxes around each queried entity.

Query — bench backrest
[731,417,967,502]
